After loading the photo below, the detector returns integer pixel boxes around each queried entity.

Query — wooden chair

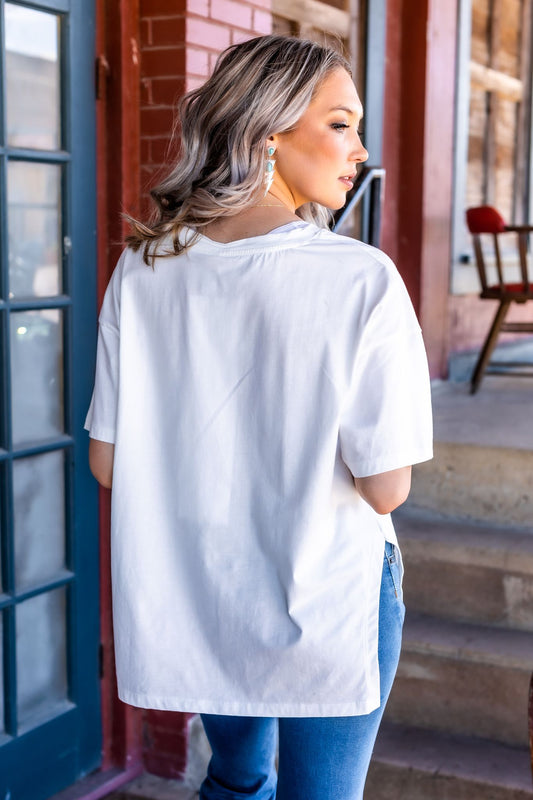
[465,205,533,393]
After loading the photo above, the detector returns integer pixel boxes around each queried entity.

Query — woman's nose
[355,137,368,163]
[351,131,368,163]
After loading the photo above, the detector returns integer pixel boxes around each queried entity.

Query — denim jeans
[200,540,405,800]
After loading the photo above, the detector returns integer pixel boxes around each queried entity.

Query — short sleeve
[84,253,125,443]
[339,255,433,478]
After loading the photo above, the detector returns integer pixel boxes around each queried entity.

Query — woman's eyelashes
[330,122,365,139]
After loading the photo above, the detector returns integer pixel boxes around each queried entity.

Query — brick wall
[143,709,191,779]
[138,0,272,780]
[139,0,272,214]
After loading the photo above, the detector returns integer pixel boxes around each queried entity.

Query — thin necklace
[255,202,290,208]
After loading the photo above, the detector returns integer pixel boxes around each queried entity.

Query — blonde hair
[127,35,351,264]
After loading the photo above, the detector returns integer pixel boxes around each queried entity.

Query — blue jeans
[200,541,405,800]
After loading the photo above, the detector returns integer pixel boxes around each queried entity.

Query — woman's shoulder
[314,226,393,263]
[307,226,399,286]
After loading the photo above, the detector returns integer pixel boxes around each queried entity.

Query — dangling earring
[264,143,276,192]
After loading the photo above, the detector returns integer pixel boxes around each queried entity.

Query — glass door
[0,1,100,798]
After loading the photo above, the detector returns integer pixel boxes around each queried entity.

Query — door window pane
[7,161,62,298]
[14,451,65,591]
[4,4,61,150]
[11,309,64,446]
[16,587,68,730]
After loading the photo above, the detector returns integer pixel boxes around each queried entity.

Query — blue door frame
[0,1,100,797]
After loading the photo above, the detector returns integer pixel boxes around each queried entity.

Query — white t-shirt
[85,220,433,717]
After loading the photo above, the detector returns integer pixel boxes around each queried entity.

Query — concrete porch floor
[106,773,197,800]
[431,375,533,451]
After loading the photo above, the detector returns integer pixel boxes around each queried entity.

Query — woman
[86,35,432,800]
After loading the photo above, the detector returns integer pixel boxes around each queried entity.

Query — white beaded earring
[264,143,276,192]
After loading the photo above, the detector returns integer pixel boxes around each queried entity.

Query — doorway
[0,1,100,798]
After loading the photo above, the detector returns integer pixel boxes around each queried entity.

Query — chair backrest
[466,205,531,294]
[466,206,506,235]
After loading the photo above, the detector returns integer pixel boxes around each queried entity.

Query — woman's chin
[297,193,346,210]
[330,196,349,211]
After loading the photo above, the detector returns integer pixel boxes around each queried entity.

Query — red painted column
[380,0,402,272]
[382,0,457,377]
[95,0,144,775]
[385,0,427,314]
[418,0,457,377]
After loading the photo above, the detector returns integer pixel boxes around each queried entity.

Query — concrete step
[365,722,533,800]
[394,508,533,630]
[386,613,533,747]
[408,440,533,526]
[412,379,533,527]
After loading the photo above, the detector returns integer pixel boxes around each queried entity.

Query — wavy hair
[126,35,351,264]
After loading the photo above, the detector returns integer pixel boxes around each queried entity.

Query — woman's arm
[89,439,115,489]
[354,466,412,515]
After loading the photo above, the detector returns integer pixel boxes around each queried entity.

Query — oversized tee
[85,220,433,717]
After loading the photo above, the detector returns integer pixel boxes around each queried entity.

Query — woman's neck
[200,203,300,244]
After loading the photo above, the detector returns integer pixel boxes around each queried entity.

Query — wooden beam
[469,61,523,102]
[485,0,501,204]
[515,0,533,222]
[273,0,349,38]
[348,0,361,81]
[489,0,502,64]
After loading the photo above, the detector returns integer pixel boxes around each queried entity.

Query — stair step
[407,440,533,526]
[394,508,533,629]
[386,613,533,746]
[366,722,533,799]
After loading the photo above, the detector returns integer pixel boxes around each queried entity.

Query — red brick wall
[143,709,191,779]
[139,0,272,215]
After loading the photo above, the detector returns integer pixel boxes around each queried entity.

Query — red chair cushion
[494,283,530,291]
[488,283,532,294]
[483,282,533,299]
[466,206,506,234]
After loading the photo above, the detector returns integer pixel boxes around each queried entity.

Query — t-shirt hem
[118,689,380,718]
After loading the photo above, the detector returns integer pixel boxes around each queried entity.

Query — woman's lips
[339,176,354,189]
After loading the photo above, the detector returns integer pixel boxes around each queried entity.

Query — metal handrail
[333,166,386,247]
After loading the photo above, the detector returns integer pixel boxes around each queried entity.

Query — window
[453,0,533,292]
